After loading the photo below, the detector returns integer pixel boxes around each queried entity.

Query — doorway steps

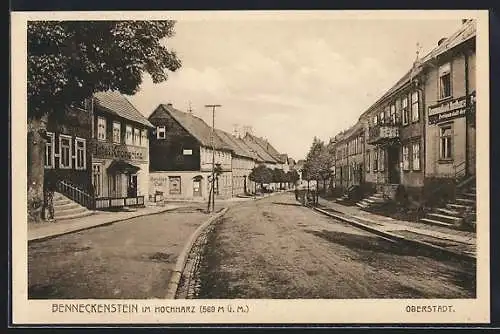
[355,191,389,210]
[52,192,94,221]
[419,183,476,229]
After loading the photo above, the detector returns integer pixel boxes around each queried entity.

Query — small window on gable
[157,126,166,139]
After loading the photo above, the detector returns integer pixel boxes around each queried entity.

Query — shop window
[169,176,181,195]
[411,91,419,122]
[44,132,55,169]
[439,62,452,99]
[97,116,106,141]
[412,142,421,170]
[134,128,140,146]
[92,163,102,196]
[402,96,409,126]
[402,145,410,171]
[126,125,133,145]
[113,122,121,143]
[157,126,166,139]
[75,137,86,170]
[141,129,148,147]
[439,125,453,160]
[59,135,72,169]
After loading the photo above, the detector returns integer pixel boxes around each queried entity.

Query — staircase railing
[56,180,95,209]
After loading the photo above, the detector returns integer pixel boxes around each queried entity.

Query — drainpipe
[464,49,470,177]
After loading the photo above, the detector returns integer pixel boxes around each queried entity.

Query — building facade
[148,103,233,201]
[44,90,153,209]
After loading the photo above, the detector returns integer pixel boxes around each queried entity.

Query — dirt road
[197,193,476,299]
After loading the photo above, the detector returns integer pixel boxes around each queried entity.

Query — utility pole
[205,104,222,213]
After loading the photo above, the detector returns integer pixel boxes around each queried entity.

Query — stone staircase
[52,192,94,221]
[420,183,476,229]
[355,191,389,210]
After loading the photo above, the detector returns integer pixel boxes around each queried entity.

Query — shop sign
[92,141,147,161]
[428,93,475,125]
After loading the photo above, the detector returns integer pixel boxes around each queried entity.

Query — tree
[272,168,286,190]
[248,165,273,192]
[27,21,181,222]
[286,170,300,186]
[303,137,335,204]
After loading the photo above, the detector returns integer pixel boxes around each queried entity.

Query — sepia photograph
[11,9,490,324]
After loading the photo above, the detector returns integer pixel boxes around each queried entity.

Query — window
[379,149,385,171]
[366,150,370,173]
[384,106,390,124]
[113,122,121,143]
[157,126,166,139]
[373,150,378,172]
[402,145,410,170]
[44,132,55,168]
[373,115,378,125]
[92,163,102,196]
[59,135,72,169]
[379,111,385,125]
[439,62,452,99]
[390,104,396,124]
[134,128,140,146]
[169,176,181,195]
[97,117,106,140]
[141,129,148,147]
[402,96,409,125]
[412,142,421,170]
[125,125,133,145]
[75,137,86,170]
[439,125,453,159]
[411,91,419,122]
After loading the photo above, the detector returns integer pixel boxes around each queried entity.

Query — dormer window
[157,126,166,139]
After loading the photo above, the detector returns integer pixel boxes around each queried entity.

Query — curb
[312,206,476,262]
[165,207,229,299]
[28,206,180,243]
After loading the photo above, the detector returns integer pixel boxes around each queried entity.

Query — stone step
[456,198,476,205]
[55,210,94,221]
[436,207,462,217]
[53,201,81,210]
[53,197,73,205]
[446,203,470,211]
[356,202,368,209]
[462,192,476,198]
[427,212,462,224]
[420,218,455,228]
[54,205,88,218]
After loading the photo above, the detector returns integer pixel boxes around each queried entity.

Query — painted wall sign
[428,92,475,125]
[92,141,148,161]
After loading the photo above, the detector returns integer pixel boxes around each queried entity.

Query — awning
[107,160,140,174]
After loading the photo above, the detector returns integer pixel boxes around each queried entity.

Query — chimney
[437,37,447,46]
[462,18,468,24]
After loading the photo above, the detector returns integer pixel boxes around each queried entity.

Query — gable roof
[233,137,262,161]
[244,133,285,163]
[94,91,153,128]
[151,104,232,151]
[242,134,279,164]
[215,129,256,159]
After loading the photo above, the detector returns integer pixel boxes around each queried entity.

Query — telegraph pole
[205,104,221,212]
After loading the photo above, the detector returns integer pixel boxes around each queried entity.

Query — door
[193,177,202,197]
[387,145,400,184]
[128,174,138,197]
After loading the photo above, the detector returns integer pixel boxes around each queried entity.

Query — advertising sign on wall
[428,92,476,125]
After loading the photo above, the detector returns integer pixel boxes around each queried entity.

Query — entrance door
[193,177,202,197]
[127,174,138,197]
[387,145,400,184]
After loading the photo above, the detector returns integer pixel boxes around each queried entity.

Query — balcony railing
[367,121,400,145]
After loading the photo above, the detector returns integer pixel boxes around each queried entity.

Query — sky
[127,15,467,161]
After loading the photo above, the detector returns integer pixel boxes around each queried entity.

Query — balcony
[367,123,399,145]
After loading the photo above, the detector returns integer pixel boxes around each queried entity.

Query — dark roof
[94,91,153,128]
[233,137,261,161]
[251,135,285,163]
[215,129,255,159]
[242,134,278,164]
[151,104,231,151]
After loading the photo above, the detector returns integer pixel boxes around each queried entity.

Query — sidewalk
[316,197,476,259]
[28,203,182,242]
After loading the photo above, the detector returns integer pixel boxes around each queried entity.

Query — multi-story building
[241,132,279,170]
[215,129,257,196]
[44,90,153,210]
[148,103,233,201]
[329,19,476,217]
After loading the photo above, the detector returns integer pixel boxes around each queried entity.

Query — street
[28,204,225,299]
[197,193,476,299]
